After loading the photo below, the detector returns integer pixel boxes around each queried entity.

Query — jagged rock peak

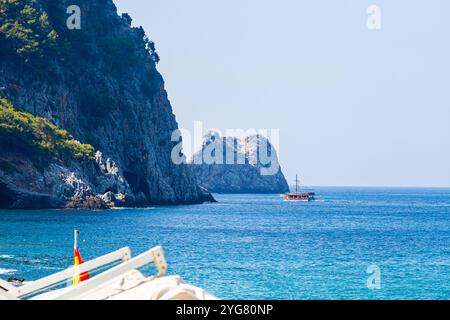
[189,132,289,194]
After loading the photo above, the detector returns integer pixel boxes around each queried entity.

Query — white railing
[0,246,167,300]
[51,246,167,300]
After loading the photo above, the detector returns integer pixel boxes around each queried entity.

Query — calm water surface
[1,187,449,299]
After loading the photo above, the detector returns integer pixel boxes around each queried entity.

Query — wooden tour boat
[284,175,315,202]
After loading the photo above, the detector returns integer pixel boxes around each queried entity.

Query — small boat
[0,246,218,300]
[283,174,315,202]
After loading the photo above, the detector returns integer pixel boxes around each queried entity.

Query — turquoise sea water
[1,187,449,300]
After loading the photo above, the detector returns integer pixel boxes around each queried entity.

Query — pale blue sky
[115,0,450,187]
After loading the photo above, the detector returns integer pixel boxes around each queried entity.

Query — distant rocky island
[189,132,289,194]
[0,0,214,209]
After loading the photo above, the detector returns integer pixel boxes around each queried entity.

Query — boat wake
[110,207,156,210]
[0,268,17,275]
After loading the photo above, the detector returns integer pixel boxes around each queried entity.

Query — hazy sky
[115,0,450,187]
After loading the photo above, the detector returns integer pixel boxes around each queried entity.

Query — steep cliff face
[0,0,214,208]
[190,132,289,194]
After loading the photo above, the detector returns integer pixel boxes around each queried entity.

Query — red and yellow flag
[72,228,90,285]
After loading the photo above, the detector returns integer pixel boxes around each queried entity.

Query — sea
[1,187,449,300]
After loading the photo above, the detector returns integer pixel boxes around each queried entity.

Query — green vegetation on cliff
[1,0,160,81]
[0,0,58,62]
[0,97,95,161]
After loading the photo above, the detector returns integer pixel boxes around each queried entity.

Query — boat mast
[295,174,299,193]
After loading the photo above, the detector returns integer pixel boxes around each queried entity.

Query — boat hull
[283,192,315,202]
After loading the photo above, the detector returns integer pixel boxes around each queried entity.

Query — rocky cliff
[190,131,289,194]
[0,0,214,209]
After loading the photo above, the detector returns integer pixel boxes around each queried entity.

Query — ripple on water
[0,268,17,275]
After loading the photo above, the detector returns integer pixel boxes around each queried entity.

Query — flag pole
[72,227,78,286]
[74,227,78,250]
[72,227,90,285]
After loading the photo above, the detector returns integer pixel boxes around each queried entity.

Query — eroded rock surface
[190,132,289,194]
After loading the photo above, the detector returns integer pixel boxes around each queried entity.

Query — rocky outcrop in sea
[189,132,289,194]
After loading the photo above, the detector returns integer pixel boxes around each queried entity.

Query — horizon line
[293,185,450,189]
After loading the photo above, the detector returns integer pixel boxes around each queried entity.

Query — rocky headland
[0,0,214,209]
